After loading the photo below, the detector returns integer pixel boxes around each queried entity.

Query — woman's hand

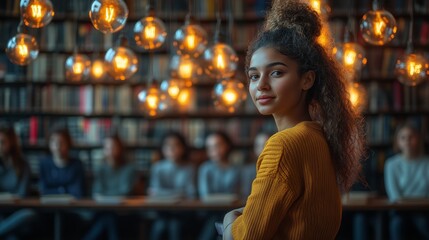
[223,207,244,240]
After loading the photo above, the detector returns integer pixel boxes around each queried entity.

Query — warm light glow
[72,62,84,74]
[177,88,191,106]
[178,62,193,79]
[114,55,128,70]
[347,83,367,112]
[144,24,156,40]
[311,0,321,13]
[373,14,386,37]
[407,61,423,77]
[91,60,105,79]
[185,35,196,50]
[17,44,29,58]
[216,54,226,70]
[344,50,357,66]
[103,5,116,23]
[30,3,43,20]
[360,9,397,45]
[146,94,158,109]
[89,0,128,34]
[168,85,180,99]
[222,89,238,106]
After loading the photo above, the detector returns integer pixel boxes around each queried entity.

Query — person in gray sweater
[384,122,429,240]
[0,124,36,240]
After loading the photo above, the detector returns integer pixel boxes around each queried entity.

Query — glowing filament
[168,86,180,99]
[72,62,84,74]
[17,44,29,57]
[114,55,128,70]
[407,61,422,77]
[91,61,104,78]
[216,54,225,70]
[177,89,190,106]
[374,15,386,37]
[179,62,192,79]
[104,5,116,23]
[144,25,156,40]
[185,35,196,50]
[147,94,158,109]
[222,89,238,105]
[344,50,357,66]
[30,4,43,19]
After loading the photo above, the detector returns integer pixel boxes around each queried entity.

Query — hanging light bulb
[332,29,366,76]
[138,84,169,117]
[89,0,128,34]
[304,0,331,15]
[204,43,239,79]
[395,53,428,86]
[360,1,397,45]
[176,86,193,111]
[6,31,39,66]
[169,55,203,81]
[347,82,367,112]
[65,53,91,81]
[160,78,192,100]
[105,37,138,80]
[213,78,247,113]
[134,7,167,50]
[20,0,55,28]
[90,58,107,80]
[173,14,208,58]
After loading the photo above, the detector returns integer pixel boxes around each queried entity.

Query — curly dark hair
[246,0,366,191]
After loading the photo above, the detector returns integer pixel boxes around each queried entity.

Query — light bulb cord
[407,0,414,53]
[227,0,233,45]
[372,0,381,10]
[214,0,222,43]
[148,51,154,85]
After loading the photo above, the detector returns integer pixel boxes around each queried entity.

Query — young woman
[149,131,195,240]
[0,124,36,239]
[384,122,429,240]
[223,1,365,239]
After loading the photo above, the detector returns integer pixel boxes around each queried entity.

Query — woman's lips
[257,96,274,104]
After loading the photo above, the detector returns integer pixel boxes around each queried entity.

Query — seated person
[384,122,429,240]
[83,134,136,240]
[0,124,36,240]
[149,131,195,240]
[198,131,240,240]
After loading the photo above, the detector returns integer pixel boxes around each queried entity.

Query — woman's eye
[271,71,282,77]
[249,74,259,81]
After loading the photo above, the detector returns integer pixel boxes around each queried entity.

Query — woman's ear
[302,70,315,91]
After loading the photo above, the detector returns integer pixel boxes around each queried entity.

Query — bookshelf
[0,0,276,181]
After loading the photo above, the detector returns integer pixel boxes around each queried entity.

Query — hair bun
[264,0,322,41]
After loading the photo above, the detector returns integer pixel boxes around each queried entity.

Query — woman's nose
[257,74,270,90]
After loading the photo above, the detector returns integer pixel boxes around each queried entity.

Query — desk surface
[1,197,429,211]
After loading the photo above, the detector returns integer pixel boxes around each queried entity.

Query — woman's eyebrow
[266,62,288,68]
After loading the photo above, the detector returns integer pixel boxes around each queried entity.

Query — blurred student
[149,131,195,240]
[198,131,240,240]
[39,127,85,198]
[385,122,429,240]
[83,134,136,240]
[240,131,271,200]
[0,124,36,240]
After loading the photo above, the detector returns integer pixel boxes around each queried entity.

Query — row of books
[0,116,276,148]
[364,81,429,113]
[0,83,257,114]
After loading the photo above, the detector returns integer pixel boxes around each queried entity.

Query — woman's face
[206,134,229,163]
[248,47,310,117]
[0,133,10,157]
[103,138,121,166]
[49,134,69,161]
[397,127,420,156]
[162,136,185,163]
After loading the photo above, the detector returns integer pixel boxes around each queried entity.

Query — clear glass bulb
[204,43,239,79]
[360,9,397,45]
[20,0,55,28]
[395,53,428,86]
[173,24,208,58]
[65,54,91,81]
[213,78,247,113]
[160,78,192,100]
[90,59,107,80]
[176,86,193,111]
[347,82,367,112]
[134,16,167,50]
[169,55,203,81]
[104,46,138,80]
[5,33,39,65]
[333,42,366,73]
[89,0,128,34]
[138,84,169,117]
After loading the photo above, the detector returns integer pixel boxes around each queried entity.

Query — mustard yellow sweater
[232,121,341,240]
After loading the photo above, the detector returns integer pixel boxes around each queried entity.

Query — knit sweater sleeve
[232,134,302,239]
